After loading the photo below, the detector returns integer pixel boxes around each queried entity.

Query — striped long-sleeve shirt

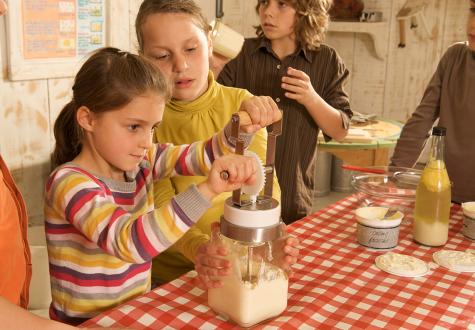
[44,129,236,324]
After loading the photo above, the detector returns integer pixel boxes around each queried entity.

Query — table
[82,196,475,329]
[318,119,402,166]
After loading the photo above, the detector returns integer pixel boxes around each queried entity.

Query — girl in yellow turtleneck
[135,0,299,287]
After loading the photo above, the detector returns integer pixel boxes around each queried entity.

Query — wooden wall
[0,0,468,225]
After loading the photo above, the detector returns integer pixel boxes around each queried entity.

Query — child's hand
[281,67,318,107]
[239,96,281,133]
[252,224,300,277]
[198,154,256,200]
[280,234,300,276]
[194,223,231,289]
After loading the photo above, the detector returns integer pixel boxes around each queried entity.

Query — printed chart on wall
[6,0,107,80]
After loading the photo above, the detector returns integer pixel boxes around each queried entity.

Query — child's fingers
[196,264,231,278]
[284,244,300,257]
[240,124,262,134]
[210,155,258,194]
[281,82,303,94]
[195,243,231,284]
[233,160,255,184]
[283,254,298,266]
[221,155,256,184]
[251,96,270,127]
[196,255,231,271]
[240,97,261,125]
[263,96,280,125]
[282,75,303,86]
[286,236,300,247]
[284,91,299,100]
[200,242,229,257]
[287,66,309,80]
[241,96,279,128]
[260,96,276,126]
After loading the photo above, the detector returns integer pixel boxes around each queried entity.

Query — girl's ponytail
[51,100,82,169]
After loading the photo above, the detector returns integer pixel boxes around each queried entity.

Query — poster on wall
[6,0,107,81]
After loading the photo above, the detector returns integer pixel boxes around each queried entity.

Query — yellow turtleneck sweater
[151,72,281,284]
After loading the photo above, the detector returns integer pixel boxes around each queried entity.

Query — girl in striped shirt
[44,47,280,325]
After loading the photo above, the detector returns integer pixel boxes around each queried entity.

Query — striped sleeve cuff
[173,184,212,223]
[224,120,254,148]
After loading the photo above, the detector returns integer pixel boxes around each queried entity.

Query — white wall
[0,0,468,225]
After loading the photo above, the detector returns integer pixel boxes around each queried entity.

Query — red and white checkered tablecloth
[81,195,475,329]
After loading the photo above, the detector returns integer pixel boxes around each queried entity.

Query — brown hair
[255,0,332,50]
[135,0,210,53]
[51,47,170,168]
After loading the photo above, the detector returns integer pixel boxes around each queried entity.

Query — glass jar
[351,166,422,215]
[208,234,288,327]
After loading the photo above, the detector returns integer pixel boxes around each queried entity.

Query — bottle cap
[432,126,446,136]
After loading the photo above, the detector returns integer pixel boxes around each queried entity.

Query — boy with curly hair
[218,0,353,223]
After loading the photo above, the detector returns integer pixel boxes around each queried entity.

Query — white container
[355,207,404,249]
[208,236,288,327]
[210,20,244,59]
[462,202,475,240]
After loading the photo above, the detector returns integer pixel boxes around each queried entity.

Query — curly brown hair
[255,0,332,50]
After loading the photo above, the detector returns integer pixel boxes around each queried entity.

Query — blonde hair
[255,0,332,50]
[135,0,210,53]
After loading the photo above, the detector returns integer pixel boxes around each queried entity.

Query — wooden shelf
[328,21,388,60]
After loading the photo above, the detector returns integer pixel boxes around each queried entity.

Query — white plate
[375,252,429,277]
[432,250,475,272]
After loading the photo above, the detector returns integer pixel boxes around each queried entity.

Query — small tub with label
[462,202,475,240]
[355,206,404,249]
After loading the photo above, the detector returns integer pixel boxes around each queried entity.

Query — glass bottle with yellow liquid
[413,126,451,246]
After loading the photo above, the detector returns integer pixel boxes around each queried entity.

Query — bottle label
[357,223,399,249]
